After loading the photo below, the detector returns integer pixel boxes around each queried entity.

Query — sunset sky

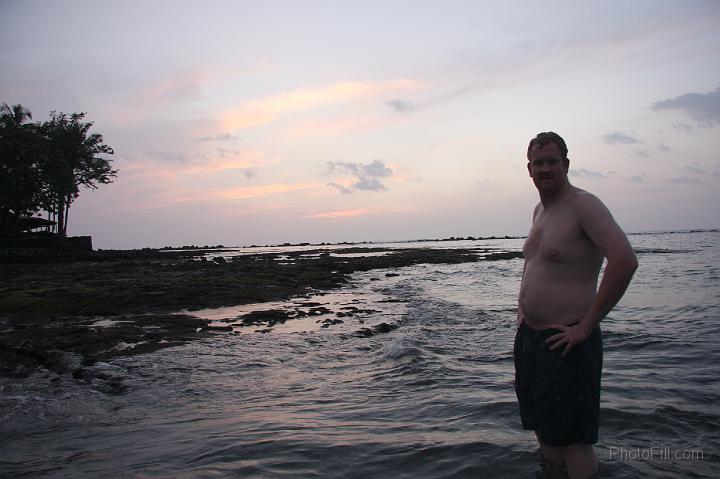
[2,0,719,249]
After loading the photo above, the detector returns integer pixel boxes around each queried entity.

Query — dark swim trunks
[514,322,602,447]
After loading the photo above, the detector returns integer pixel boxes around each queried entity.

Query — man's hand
[545,323,591,357]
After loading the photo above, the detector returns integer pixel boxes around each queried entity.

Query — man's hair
[527,132,568,159]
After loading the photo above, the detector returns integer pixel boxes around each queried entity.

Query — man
[515,132,638,478]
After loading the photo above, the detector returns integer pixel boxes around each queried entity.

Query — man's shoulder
[570,186,598,201]
[568,187,619,233]
[569,187,609,212]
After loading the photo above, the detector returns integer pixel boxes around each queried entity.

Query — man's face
[527,142,569,195]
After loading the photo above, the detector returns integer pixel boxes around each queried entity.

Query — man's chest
[523,209,589,263]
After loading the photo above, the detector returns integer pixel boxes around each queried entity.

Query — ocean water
[1,230,718,478]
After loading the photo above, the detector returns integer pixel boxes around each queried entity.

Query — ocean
[1,230,718,478]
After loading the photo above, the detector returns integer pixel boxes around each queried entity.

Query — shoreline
[0,246,522,381]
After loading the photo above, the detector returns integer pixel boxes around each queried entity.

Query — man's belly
[519,268,597,330]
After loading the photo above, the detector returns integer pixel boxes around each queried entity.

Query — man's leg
[563,443,598,479]
[535,433,564,463]
[535,434,598,479]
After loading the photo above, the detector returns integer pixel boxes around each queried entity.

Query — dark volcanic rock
[0,245,520,377]
[205,324,233,332]
[483,251,524,261]
[354,322,399,337]
[319,318,344,328]
[0,314,208,378]
[238,309,293,327]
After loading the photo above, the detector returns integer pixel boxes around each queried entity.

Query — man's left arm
[548,194,638,356]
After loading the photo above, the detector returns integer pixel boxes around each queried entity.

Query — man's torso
[519,188,604,330]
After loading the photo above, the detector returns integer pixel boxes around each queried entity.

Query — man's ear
[527,161,532,176]
[564,157,570,173]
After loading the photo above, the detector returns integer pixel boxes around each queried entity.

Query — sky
[2,0,719,249]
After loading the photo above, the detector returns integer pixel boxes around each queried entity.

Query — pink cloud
[211,182,325,200]
[219,79,419,131]
[304,208,371,220]
[287,114,388,139]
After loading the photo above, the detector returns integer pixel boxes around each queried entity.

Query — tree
[0,103,44,236]
[0,104,117,239]
[40,111,117,237]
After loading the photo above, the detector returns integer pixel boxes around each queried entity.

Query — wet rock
[373,322,398,334]
[0,313,209,378]
[238,309,292,327]
[355,328,374,338]
[354,322,398,337]
[205,325,233,332]
[337,307,379,317]
[483,251,524,261]
[319,318,344,328]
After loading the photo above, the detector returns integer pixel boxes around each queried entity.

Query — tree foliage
[0,103,117,237]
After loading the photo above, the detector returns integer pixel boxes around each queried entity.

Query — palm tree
[1,102,33,126]
[41,111,116,236]
[0,103,42,237]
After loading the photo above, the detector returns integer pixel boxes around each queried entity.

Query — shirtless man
[515,132,638,479]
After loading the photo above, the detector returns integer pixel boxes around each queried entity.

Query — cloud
[600,131,641,144]
[685,165,706,175]
[673,121,694,131]
[651,86,720,127]
[569,168,606,178]
[658,143,671,152]
[219,79,419,131]
[305,208,370,219]
[669,177,704,185]
[288,115,382,139]
[327,182,353,194]
[354,177,388,191]
[144,144,265,176]
[634,149,649,158]
[196,132,239,142]
[211,182,324,200]
[631,175,645,182]
[328,159,392,177]
[149,150,187,163]
[385,99,415,112]
[326,159,393,193]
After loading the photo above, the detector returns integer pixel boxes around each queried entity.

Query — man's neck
[539,182,572,209]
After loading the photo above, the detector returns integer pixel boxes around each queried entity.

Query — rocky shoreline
[1,246,522,381]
